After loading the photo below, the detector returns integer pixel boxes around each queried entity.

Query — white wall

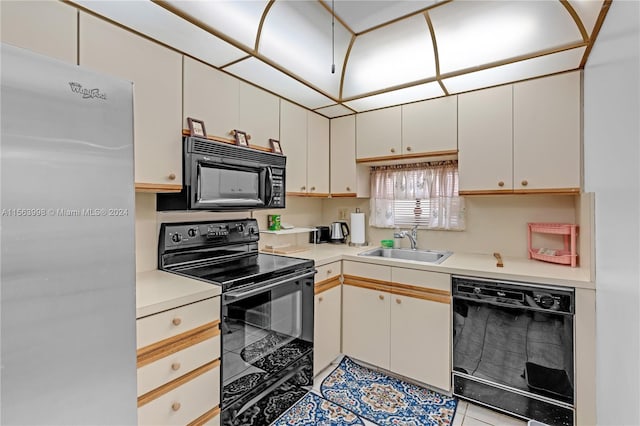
[584,1,640,425]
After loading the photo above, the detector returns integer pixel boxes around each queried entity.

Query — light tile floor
[313,358,528,426]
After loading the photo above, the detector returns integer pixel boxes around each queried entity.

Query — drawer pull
[311,186,316,191]
[171,362,181,371]
[172,317,182,326]
[327,270,332,274]
[396,298,402,304]
[406,146,412,152]
[521,180,528,186]
[346,186,351,191]
[171,402,181,412]
[379,294,385,300]
[301,186,306,191]
[318,297,324,302]
[168,173,176,180]
[498,181,504,187]
[390,148,396,153]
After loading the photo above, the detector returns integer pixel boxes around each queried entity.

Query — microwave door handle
[265,166,274,206]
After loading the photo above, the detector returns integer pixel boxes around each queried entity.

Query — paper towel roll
[350,212,366,244]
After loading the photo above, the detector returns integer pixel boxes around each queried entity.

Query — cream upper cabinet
[389,268,451,391]
[239,82,279,149]
[280,102,329,196]
[79,13,182,191]
[183,57,239,140]
[280,101,308,194]
[1,1,77,64]
[513,71,581,192]
[342,283,391,369]
[330,115,357,195]
[314,284,341,376]
[458,84,513,194]
[307,112,330,195]
[402,96,458,155]
[356,106,402,160]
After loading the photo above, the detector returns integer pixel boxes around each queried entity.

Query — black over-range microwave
[157,136,286,211]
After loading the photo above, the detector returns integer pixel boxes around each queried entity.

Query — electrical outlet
[338,208,348,220]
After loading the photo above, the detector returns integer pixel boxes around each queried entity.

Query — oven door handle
[223,269,316,303]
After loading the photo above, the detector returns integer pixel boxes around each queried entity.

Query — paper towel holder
[348,208,369,247]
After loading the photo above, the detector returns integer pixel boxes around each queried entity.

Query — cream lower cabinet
[342,262,392,368]
[389,268,451,391]
[136,297,221,426]
[342,261,451,391]
[314,261,342,375]
[79,13,183,192]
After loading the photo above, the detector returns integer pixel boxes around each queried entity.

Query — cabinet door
[1,0,77,65]
[79,13,182,190]
[280,101,308,194]
[239,82,279,149]
[458,85,513,193]
[330,115,357,195]
[402,96,458,155]
[513,71,581,192]
[356,106,401,160]
[314,285,341,375]
[342,284,390,369]
[390,295,451,391]
[307,112,330,196]
[183,57,239,140]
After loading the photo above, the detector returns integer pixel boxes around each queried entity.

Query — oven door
[192,159,271,209]
[221,269,315,425]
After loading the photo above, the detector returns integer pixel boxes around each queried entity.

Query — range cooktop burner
[158,219,314,292]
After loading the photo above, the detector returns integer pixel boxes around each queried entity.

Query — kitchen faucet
[393,225,419,250]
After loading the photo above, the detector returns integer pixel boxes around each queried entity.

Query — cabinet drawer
[138,362,220,426]
[137,334,220,396]
[316,261,341,282]
[137,298,220,349]
[343,261,391,282]
[391,268,450,292]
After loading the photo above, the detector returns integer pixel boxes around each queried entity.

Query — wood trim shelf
[181,129,272,152]
[135,182,182,193]
[344,275,451,304]
[286,192,330,198]
[137,321,220,368]
[391,282,451,304]
[460,188,580,196]
[137,359,220,407]
[356,149,458,164]
[315,277,341,295]
[343,275,392,293]
[188,405,221,426]
[330,193,358,198]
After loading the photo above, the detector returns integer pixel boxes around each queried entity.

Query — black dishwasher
[452,276,575,426]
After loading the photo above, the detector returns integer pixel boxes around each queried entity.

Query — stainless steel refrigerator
[1,43,137,424]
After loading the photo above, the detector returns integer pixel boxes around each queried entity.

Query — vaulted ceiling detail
[72,0,610,117]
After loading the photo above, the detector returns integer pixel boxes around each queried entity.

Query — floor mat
[320,357,458,426]
[272,392,365,425]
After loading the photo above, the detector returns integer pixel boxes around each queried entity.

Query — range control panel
[160,218,260,250]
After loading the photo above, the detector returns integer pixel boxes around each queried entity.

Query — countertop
[267,243,594,289]
[136,270,221,319]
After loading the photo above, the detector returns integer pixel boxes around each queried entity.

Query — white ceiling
[72,0,608,117]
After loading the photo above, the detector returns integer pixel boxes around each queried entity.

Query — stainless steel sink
[358,247,453,264]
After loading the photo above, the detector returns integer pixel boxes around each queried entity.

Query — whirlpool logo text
[69,82,107,100]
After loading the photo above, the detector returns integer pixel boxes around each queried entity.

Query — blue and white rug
[272,392,365,425]
[320,357,458,426]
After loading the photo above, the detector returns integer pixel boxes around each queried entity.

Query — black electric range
[158,219,315,426]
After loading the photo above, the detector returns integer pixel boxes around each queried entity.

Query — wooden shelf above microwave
[181,129,272,153]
